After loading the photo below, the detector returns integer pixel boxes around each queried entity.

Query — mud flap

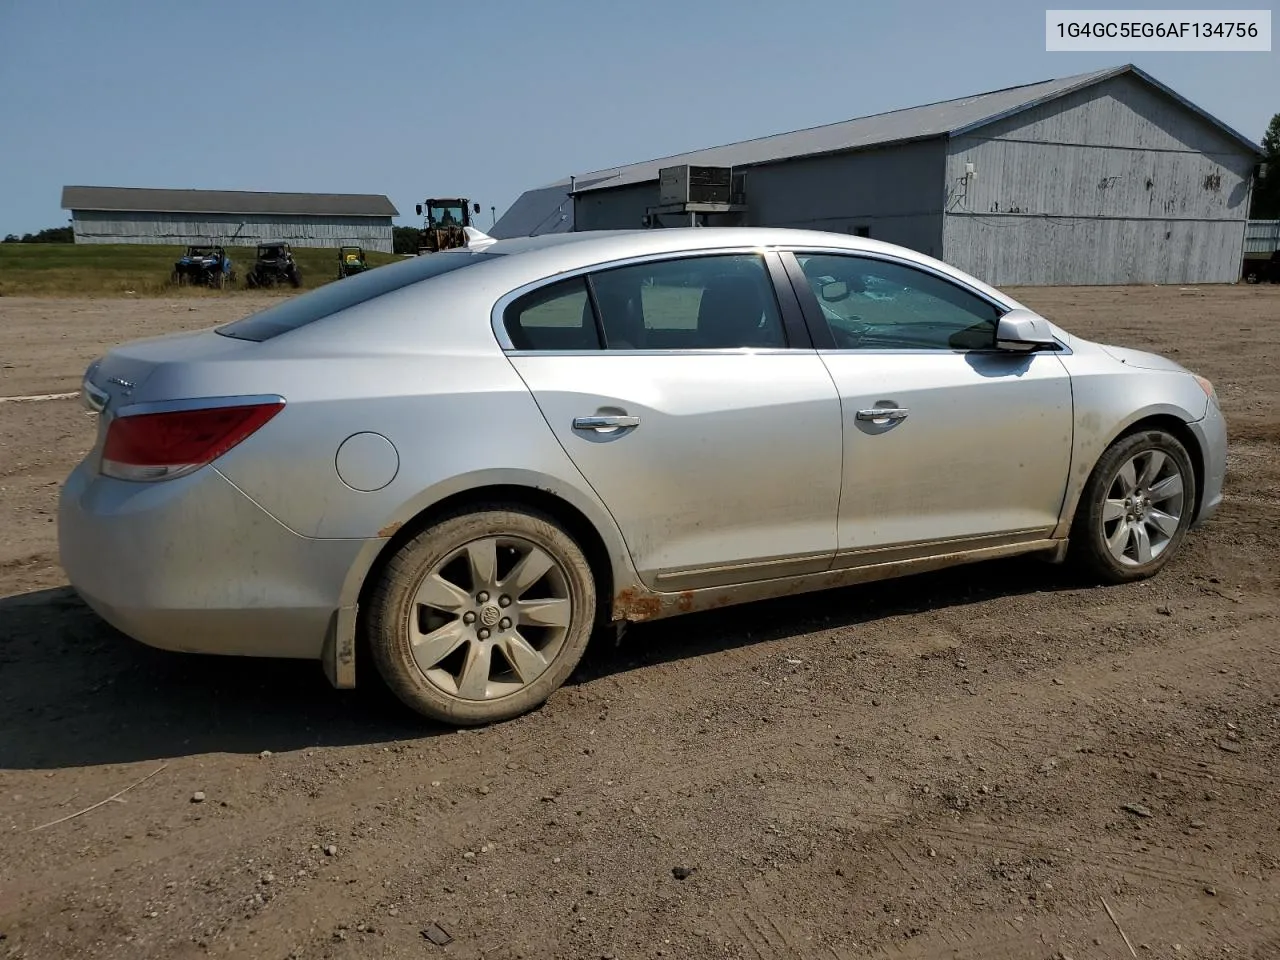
[322,604,358,689]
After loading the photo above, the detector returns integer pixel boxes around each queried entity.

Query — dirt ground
[1,286,1278,960]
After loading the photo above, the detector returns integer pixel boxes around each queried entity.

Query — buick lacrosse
[60,228,1225,724]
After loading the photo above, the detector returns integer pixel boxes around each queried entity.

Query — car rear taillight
[102,400,283,481]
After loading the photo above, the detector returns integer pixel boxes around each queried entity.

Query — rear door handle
[855,407,909,423]
[572,415,641,431]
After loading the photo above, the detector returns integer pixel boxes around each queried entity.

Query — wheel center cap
[479,604,501,628]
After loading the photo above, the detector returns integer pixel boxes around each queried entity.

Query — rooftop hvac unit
[659,165,734,205]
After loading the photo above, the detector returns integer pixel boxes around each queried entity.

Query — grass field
[0,243,402,297]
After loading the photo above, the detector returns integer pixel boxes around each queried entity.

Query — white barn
[61,186,399,253]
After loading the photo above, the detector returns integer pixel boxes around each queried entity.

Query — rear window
[217,249,502,341]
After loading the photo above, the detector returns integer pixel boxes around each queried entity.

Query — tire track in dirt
[862,879,1280,959]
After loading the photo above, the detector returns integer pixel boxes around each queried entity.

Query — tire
[365,505,597,725]
[1244,270,1259,284]
[1068,429,1196,584]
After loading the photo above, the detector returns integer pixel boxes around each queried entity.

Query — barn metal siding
[573,185,655,233]
[942,73,1255,284]
[1245,219,1280,254]
[70,211,395,253]
[740,141,945,256]
[573,140,946,257]
[944,217,1246,286]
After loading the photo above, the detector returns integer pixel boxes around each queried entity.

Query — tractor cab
[414,198,482,254]
[418,199,475,229]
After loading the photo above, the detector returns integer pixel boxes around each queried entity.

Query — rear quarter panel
[205,278,641,609]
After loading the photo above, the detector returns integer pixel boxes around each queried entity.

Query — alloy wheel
[1100,449,1185,566]
[409,536,572,700]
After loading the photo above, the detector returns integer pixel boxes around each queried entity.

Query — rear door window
[589,254,786,350]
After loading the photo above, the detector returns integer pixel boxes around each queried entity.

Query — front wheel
[365,506,597,725]
[1069,430,1196,583]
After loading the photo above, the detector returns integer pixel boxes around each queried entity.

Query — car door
[501,251,843,591]
[780,250,1073,566]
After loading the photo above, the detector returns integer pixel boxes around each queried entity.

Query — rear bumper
[1189,399,1227,528]
[58,461,369,659]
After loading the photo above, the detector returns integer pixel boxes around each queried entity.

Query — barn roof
[567,64,1260,196]
[493,63,1261,237]
[61,186,399,218]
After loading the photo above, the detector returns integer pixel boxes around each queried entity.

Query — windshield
[429,203,465,225]
[216,248,503,341]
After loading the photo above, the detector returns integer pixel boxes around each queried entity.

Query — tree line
[1252,113,1280,219]
[3,226,74,243]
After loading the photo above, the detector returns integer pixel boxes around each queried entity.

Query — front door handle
[572,415,641,431]
[855,407,909,423]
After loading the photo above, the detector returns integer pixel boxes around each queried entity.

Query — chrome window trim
[817,345,1074,357]
[784,246,1074,355]
[503,347,804,358]
[491,246,781,353]
[115,394,287,419]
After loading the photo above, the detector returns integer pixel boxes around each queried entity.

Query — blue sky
[1,0,1275,235]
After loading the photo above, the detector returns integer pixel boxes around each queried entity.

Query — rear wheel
[366,506,597,725]
[1069,430,1196,583]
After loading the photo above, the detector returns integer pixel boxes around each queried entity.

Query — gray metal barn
[61,187,399,253]
[495,64,1263,285]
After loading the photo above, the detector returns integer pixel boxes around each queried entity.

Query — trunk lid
[84,329,256,413]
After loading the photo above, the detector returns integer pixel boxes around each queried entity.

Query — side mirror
[415,204,423,216]
[996,309,1058,352]
[473,202,481,214]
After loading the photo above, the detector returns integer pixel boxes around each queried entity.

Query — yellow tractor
[415,198,481,254]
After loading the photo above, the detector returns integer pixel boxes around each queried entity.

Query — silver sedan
[59,228,1226,724]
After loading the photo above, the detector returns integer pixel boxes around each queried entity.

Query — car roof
[481,227,907,259]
